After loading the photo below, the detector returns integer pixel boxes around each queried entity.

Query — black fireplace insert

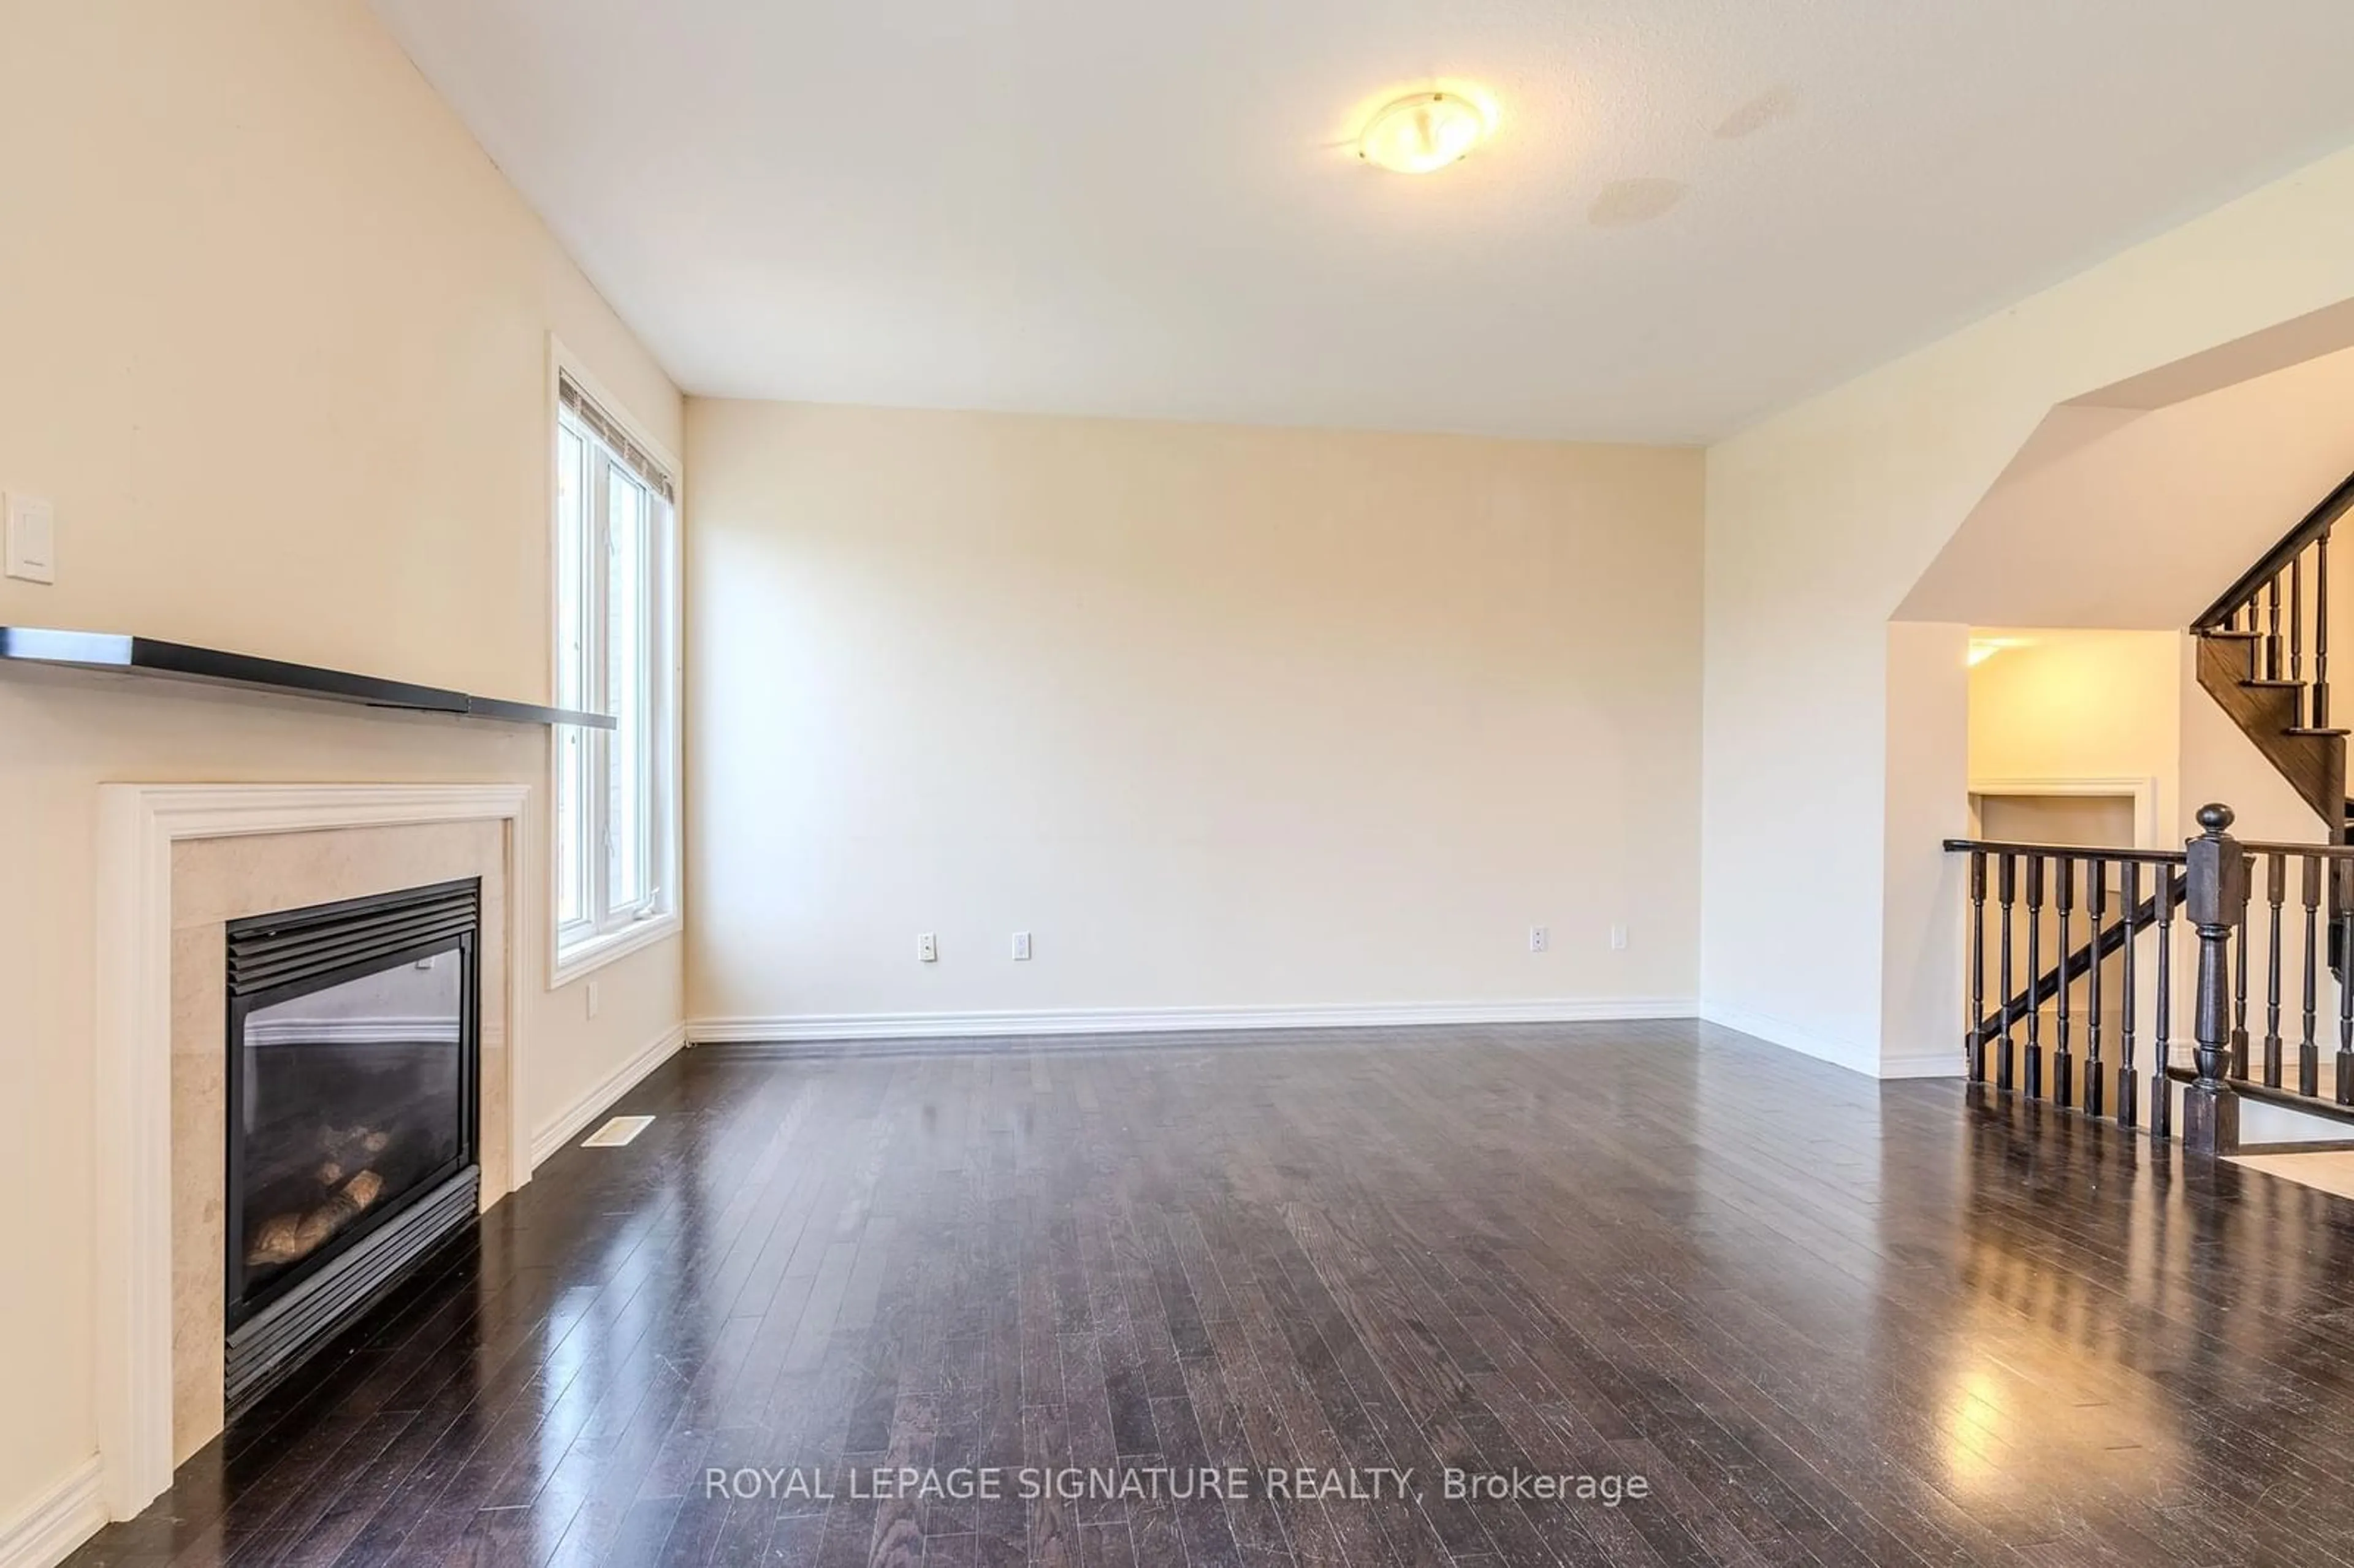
[223,877,481,1415]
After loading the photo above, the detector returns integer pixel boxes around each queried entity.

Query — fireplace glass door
[225,881,479,1330]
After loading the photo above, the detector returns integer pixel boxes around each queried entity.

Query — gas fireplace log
[246,1214,305,1266]
[244,1168,388,1268]
[317,1123,390,1164]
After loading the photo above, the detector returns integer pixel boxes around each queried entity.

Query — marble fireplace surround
[95,783,533,1519]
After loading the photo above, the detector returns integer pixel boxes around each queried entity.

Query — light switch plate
[4,493,56,584]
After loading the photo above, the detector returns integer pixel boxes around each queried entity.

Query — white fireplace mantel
[93,782,533,1520]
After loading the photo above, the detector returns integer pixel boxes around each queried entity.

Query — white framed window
[550,357,680,983]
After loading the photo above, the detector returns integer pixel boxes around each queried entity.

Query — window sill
[551,910,682,989]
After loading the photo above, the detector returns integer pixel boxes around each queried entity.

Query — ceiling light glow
[1967,637,2029,667]
[1358,91,1490,174]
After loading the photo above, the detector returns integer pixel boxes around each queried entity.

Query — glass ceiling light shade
[1358,91,1489,173]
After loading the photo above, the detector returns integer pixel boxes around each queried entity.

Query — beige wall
[1878,621,1972,1074]
[1702,142,2354,1076]
[1959,625,2323,856]
[1967,631,2184,827]
[685,402,1702,1028]
[0,0,683,1526]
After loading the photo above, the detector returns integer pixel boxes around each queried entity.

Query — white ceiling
[373,0,2354,443]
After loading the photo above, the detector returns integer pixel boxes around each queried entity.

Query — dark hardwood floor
[63,1021,2354,1568]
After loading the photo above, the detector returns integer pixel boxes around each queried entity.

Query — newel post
[2183,802,2247,1155]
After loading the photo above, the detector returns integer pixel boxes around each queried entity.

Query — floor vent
[582,1114,653,1147]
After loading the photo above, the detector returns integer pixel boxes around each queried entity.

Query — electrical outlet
[1528,925,1549,954]
[1610,923,1629,951]
[585,980,601,1019]
[1012,931,1032,961]
[918,932,938,963]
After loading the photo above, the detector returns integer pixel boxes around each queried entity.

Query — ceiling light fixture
[1358,91,1490,174]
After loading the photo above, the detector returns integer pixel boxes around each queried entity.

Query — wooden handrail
[1942,837,2184,864]
[2192,464,2354,630]
[2234,838,2354,858]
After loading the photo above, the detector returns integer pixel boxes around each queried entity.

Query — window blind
[558,373,676,503]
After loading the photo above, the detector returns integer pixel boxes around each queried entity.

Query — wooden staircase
[2193,630,2348,834]
[2191,467,2354,843]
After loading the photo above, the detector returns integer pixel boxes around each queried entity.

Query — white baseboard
[688,997,1696,1048]
[0,1460,103,1568]
[1699,1001,1963,1081]
[529,1022,687,1169]
[1877,1049,1967,1080]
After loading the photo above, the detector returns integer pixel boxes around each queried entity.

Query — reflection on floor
[63,1022,2354,1567]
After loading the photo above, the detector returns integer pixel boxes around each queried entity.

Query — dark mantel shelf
[0,626,615,729]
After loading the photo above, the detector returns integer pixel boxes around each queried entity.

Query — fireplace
[223,877,481,1417]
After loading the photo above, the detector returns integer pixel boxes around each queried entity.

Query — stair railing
[1948,835,2190,1135]
[2221,829,2354,1108]
[1946,803,2354,1152]
[2191,467,2354,733]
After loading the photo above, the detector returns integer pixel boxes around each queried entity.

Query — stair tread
[2285,726,2350,736]
[2177,1069,2354,1128]
[2204,629,2263,640]
[2240,679,2306,690]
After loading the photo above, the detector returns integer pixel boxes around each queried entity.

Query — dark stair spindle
[2053,855,2074,1108]
[1967,851,1987,1083]
[2119,861,2141,1130]
[2232,856,2252,1081]
[2154,871,2176,1141]
[2085,862,2106,1118]
[2263,851,2286,1088]
[1998,854,2018,1093]
[2025,854,2046,1102]
[2292,554,2305,689]
[2302,853,2323,1098]
[2319,528,2333,732]
[2340,859,2354,1106]
[2266,574,2283,680]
